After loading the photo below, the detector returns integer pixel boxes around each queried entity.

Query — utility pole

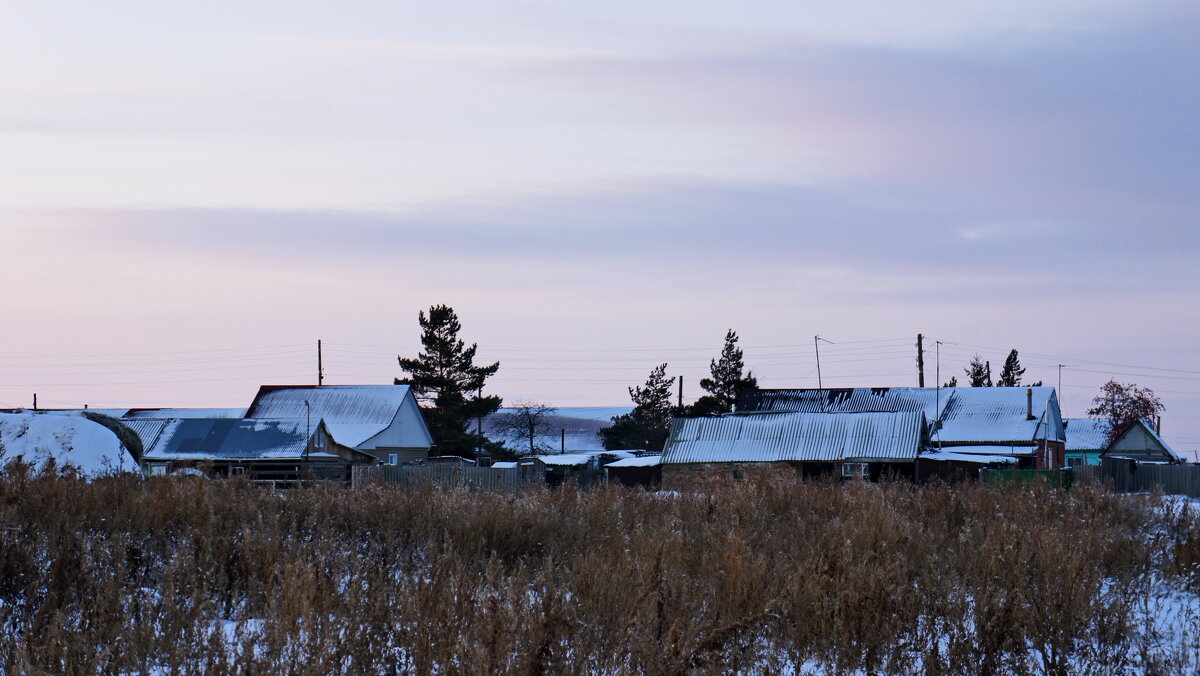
[1057,364,1066,416]
[561,429,565,453]
[935,341,942,450]
[33,393,37,410]
[916,333,925,387]
[814,336,833,388]
[317,340,324,386]
[678,377,683,408]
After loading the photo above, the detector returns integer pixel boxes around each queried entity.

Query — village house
[244,385,433,464]
[660,410,927,489]
[739,386,1067,471]
[128,416,374,484]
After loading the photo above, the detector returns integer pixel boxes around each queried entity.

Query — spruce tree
[396,304,501,457]
[691,329,758,415]
[600,363,676,452]
[996,349,1026,387]
[964,355,991,387]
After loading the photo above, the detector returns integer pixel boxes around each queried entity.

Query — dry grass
[0,462,1197,674]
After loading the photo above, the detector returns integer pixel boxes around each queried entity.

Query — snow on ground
[0,411,138,477]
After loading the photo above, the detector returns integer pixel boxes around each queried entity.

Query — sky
[2,1,1198,457]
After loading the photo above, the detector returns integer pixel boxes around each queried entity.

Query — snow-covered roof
[535,450,635,467]
[537,453,597,467]
[124,408,246,419]
[245,385,428,448]
[927,444,1036,457]
[662,411,926,465]
[1065,418,1110,451]
[743,387,1063,445]
[606,455,662,468]
[1105,419,1181,463]
[142,418,328,461]
[919,451,1020,464]
[0,411,139,477]
[121,418,172,454]
[491,461,519,469]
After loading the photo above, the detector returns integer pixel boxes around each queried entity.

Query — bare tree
[495,401,558,455]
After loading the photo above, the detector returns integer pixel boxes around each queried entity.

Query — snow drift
[0,411,138,477]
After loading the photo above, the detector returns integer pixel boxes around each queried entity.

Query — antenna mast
[814,336,833,388]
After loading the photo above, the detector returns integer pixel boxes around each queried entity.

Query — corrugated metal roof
[123,408,246,420]
[121,418,170,453]
[142,418,320,460]
[743,387,1061,445]
[662,411,926,465]
[919,451,1019,464]
[245,385,421,447]
[246,385,410,424]
[1065,418,1109,451]
[926,444,1035,456]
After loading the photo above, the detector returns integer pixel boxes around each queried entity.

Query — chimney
[1156,416,1162,434]
[1026,388,1035,420]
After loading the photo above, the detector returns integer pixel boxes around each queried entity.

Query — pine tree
[996,349,1026,387]
[943,376,959,387]
[963,355,992,387]
[396,304,501,457]
[600,363,676,452]
[690,329,758,415]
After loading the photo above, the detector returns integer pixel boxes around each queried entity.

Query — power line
[939,341,1200,376]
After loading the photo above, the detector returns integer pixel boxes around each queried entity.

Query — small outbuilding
[605,454,662,488]
[1102,419,1181,464]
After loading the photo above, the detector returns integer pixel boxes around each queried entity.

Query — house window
[147,463,168,477]
[231,466,246,476]
[388,453,399,466]
[842,462,869,478]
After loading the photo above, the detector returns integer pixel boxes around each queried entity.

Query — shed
[605,454,662,489]
[245,385,433,463]
[534,450,635,487]
[1103,419,1181,464]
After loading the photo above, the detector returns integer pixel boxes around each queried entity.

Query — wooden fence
[1074,460,1200,498]
[353,463,543,490]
